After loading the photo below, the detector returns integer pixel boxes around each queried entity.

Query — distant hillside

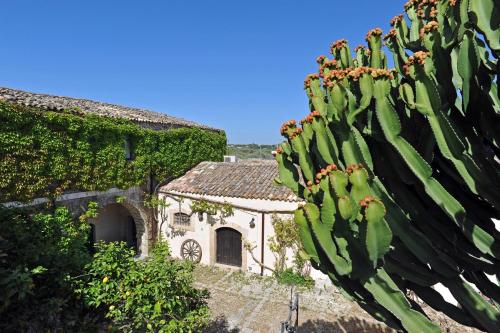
[226,144,277,160]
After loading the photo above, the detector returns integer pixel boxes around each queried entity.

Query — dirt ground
[193,265,483,333]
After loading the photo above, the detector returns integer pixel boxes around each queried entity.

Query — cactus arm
[463,271,500,307]
[300,121,314,150]
[362,268,441,333]
[319,177,354,265]
[469,0,500,55]
[347,73,374,125]
[357,300,405,332]
[456,0,470,43]
[457,30,480,111]
[376,92,497,256]
[406,6,422,46]
[445,277,500,332]
[393,16,410,46]
[311,116,339,165]
[309,79,328,117]
[350,126,374,171]
[387,38,408,76]
[303,203,352,276]
[319,177,336,227]
[294,207,320,264]
[348,168,371,202]
[373,81,468,223]
[384,257,439,287]
[371,178,460,278]
[329,170,349,197]
[329,84,348,116]
[362,200,392,267]
[367,33,383,69]
[408,282,484,330]
[290,135,315,182]
[328,271,406,331]
[275,149,303,195]
[399,83,416,109]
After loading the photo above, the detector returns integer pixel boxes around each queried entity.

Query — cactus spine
[276,1,500,332]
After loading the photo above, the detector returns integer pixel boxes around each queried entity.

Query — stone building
[159,159,327,280]
[0,87,222,256]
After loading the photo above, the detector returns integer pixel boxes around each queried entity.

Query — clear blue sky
[1,0,403,144]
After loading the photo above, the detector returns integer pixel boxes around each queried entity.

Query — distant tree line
[226,144,277,160]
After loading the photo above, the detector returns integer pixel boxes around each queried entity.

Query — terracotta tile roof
[0,87,220,132]
[161,160,300,202]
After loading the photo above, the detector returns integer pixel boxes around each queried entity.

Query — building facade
[159,160,327,280]
[1,87,223,256]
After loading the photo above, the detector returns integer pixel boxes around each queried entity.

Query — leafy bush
[75,241,210,332]
[0,205,94,332]
[275,268,314,289]
[1,206,211,332]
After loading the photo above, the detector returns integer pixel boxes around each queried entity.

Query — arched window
[173,212,191,226]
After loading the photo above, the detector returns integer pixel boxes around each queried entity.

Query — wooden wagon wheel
[180,239,202,263]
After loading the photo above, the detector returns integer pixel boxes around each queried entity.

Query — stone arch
[90,196,149,256]
[119,197,149,256]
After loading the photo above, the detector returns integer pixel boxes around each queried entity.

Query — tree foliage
[0,206,93,332]
[75,241,210,332]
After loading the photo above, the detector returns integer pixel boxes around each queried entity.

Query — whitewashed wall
[158,191,329,281]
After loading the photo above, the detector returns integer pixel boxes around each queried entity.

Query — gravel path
[195,266,393,333]
[193,265,483,333]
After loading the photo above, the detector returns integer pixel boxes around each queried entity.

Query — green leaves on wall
[0,102,226,202]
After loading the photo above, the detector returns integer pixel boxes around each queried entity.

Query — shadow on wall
[297,317,395,333]
[203,315,240,333]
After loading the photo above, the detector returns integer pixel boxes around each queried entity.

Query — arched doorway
[216,227,242,267]
[92,203,138,251]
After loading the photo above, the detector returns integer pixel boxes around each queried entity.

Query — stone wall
[4,186,152,256]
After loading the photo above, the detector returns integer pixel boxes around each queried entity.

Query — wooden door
[216,228,242,267]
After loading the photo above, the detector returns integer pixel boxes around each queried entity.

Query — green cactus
[276,1,500,332]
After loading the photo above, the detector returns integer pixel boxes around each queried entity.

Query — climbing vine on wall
[268,214,307,274]
[189,199,234,218]
[0,102,226,202]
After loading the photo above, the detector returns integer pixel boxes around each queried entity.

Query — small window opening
[124,136,134,160]
[174,212,191,226]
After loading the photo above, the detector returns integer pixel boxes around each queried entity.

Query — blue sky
[1,0,403,144]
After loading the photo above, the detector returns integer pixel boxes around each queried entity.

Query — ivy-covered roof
[162,160,300,202]
[0,87,220,131]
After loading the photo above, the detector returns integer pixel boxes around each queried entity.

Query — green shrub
[0,206,211,332]
[0,206,94,332]
[275,268,314,289]
[75,241,210,332]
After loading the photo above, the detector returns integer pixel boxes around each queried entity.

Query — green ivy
[0,101,226,202]
[189,199,234,217]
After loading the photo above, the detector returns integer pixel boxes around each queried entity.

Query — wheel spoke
[181,239,201,262]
